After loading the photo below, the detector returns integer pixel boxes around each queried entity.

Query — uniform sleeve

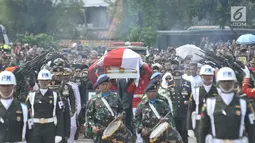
[242,78,255,98]
[161,101,173,124]
[86,98,96,127]
[245,102,255,143]
[134,103,144,133]
[198,104,211,143]
[72,83,81,115]
[56,96,64,137]
[68,86,76,115]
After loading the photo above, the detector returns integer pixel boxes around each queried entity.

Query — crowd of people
[0,38,254,143]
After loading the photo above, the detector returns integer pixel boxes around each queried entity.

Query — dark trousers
[31,123,56,143]
[174,117,188,143]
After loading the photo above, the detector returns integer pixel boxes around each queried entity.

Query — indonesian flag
[88,48,143,86]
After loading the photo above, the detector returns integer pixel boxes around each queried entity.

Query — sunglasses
[165,78,172,80]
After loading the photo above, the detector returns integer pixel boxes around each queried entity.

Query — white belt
[213,138,244,143]
[196,115,201,120]
[33,117,56,124]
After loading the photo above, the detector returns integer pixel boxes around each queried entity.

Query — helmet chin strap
[0,89,14,99]
[219,84,234,93]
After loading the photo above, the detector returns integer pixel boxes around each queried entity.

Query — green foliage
[21,34,57,48]
[0,0,84,39]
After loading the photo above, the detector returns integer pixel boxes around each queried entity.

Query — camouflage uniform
[134,98,183,143]
[86,92,129,143]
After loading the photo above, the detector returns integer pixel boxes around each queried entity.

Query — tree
[0,0,84,38]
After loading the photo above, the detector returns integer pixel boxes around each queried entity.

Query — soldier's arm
[86,98,96,127]
[56,95,64,137]
[134,103,144,134]
[162,101,173,124]
[245,101,255,143]
[242,78,255,98]
[68,86,76,115]
[73,84,81,115]
[198,104,211,143]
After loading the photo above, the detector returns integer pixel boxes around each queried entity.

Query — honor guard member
[86,74,125,143]
[73,64,88,140]
[190,65,218,137]
[63,68,81,143]
[169,67,191,143]
[134,82,183,143]
[199,67,255,143]
[26,69,64,143]
[51,66,75,142]
[0,71,29,143]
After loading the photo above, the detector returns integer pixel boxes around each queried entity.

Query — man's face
[74,69,81,77]
[190,66,197,76]
[0,85,15,98]
[147,89,157,100]
[99,82,110,93]
[164,62,171,71]
[201,75,213,84]
[219,81,235,92]
[38,80,50,89]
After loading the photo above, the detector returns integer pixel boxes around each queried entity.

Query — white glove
[55,136,62,143]
[242,66,250,78]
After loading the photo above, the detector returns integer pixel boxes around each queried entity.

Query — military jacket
[0,99,28,142]
[168,77,191,117]
[134,98,172,133]
[191,85,218,114]
[199,94,255,143]
[26,89,64,137]
[86,92,122,128]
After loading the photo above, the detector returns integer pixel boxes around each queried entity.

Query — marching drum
[149,122,170,143]
[102,120,123,140]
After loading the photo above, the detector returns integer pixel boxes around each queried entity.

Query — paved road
[75,137,197,143]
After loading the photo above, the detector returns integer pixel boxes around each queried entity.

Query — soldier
[86,74,126,143]
[50,67,73,143]
[169,67,191,143]
[73,64,88,139]
[26,69,64,143]
[190,65,218,137]
[199,67,255,143]
[134,82,183,143]
[63,68,81,143]
[0,71,29,142]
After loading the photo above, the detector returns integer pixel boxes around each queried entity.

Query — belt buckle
[223,140,234,143]
[40,118,46,124]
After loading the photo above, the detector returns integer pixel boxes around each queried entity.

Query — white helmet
[200,65,214,75]
[38,69,52,80]
[72,43,77,48]
[0,71,16,85]
[216,67,237,82]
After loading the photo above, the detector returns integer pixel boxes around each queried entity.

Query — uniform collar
[146,98,158,104]
[101,91,111,97]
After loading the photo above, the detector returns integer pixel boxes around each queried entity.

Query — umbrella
[176,44,204,61]
[236,34,255,44]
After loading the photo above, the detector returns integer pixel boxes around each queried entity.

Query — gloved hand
[242,66,250,78]
[55,136,62,143]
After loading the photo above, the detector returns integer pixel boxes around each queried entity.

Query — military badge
[62,85,69,96]
[17,116,21,121]
[48,96,53,99]
[49,100,53,104]
[236,110,241,116]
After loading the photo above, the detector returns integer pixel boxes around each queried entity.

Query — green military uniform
[134,97,183,143]
[87,92,126,143]
[199,94,255,143]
